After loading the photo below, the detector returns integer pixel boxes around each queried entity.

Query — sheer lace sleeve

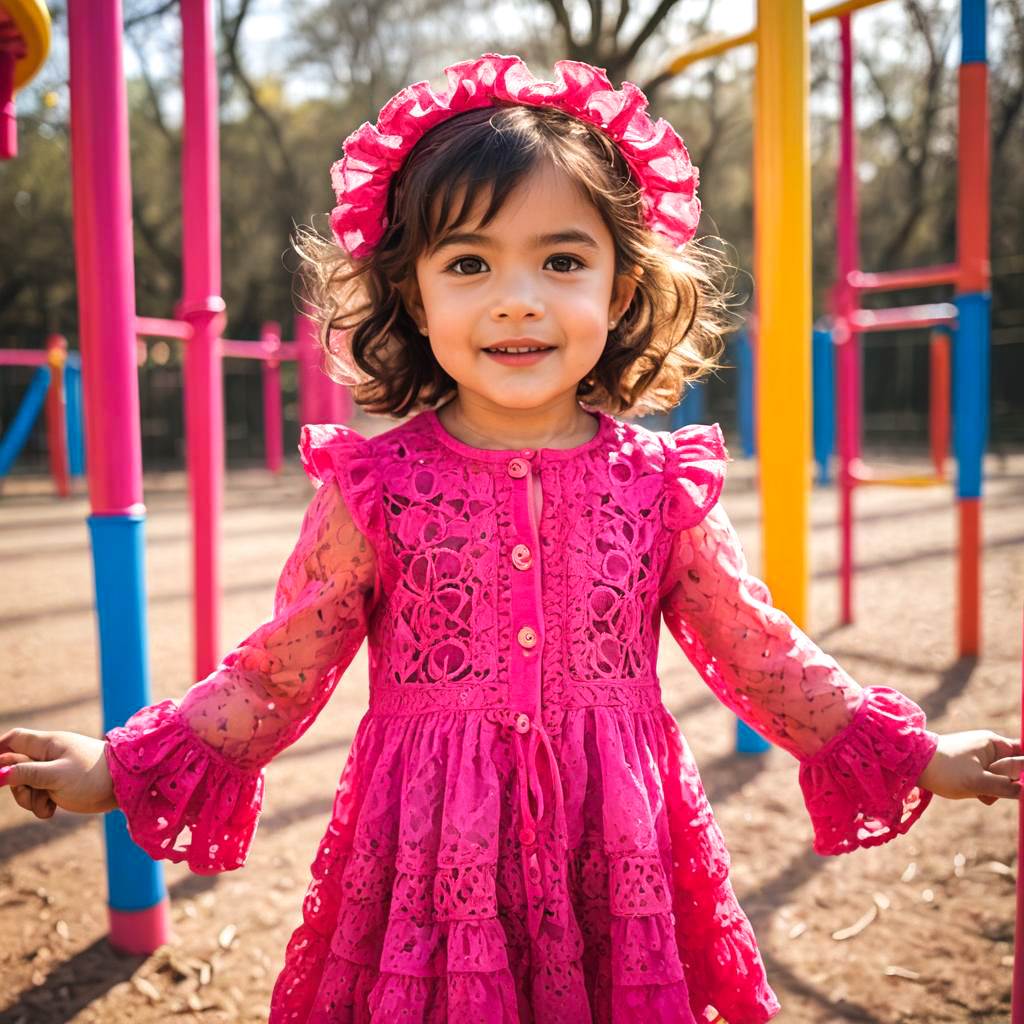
[104,476,378,873]
[659,498,940,857]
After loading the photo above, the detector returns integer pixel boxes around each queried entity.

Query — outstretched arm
[100,478,377,871]
[659,501,941,855]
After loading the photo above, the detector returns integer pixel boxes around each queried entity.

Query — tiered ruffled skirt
[265,705,782,1024]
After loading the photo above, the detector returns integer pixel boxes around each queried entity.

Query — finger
[987,756,1024,780]
[10,784,35,814]
[0,729,52,760]
[978,795,997,805]
[979,771,1022,800]
[0,760,61,792]
[30,787,54,818]
[0,754,31,780]
[988,736,1024,762]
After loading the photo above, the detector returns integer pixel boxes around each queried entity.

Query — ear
[397,274,426,331]
[609,271,638,322]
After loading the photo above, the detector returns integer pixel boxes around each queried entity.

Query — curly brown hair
[293,102,740,419]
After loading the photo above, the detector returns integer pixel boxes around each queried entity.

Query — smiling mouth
[483,345,556,354]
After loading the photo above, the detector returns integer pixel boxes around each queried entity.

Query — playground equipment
[659,0,990,758]
[0,334,84,494]
[660,0,990,662]
[0,0,50,159]
[66,0,351,956]
[733,318,949,487]
[831,4,988,657]
[134,315,340,476]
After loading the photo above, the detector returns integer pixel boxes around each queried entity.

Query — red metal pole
[260,321,283,473]
[929,330,950,478]
[955,4,990,658]
[44,333,70,497]
[179,0,225,680]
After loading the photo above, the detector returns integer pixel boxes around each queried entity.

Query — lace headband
[329,53,701,260]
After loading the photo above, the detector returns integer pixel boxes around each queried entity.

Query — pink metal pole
[68,0,170,954]
[179,0,225,681]
[260,321,283,473]
[1017,604,1024,1021]
[296,307,321,425]
[834,13,861,625]
[0,49,15,160]
[69,14,144,519]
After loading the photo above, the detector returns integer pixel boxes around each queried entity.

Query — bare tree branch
[541,0,577,50]
[218,0,299,194]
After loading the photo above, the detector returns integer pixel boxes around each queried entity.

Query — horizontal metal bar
[849,303,958,332]
[660,0,889,74]
[851,471,948,487]
[848,263,959,292]
[221,339,299,361]
[0,348,48,366]
[135,316,193,341]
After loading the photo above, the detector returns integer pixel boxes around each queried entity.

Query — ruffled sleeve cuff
[660,422,731,531]
[797,685,941,856]
[104,699,265,875]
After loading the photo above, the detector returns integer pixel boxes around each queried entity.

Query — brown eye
[547,254,585,273]
[446,256,487,275]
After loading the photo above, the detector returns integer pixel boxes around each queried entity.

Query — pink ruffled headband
[329,53,701,260]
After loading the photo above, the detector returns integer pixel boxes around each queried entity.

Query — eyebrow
[429,229,600,257]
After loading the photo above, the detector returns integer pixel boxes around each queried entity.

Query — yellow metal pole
[755,0,811,627]
[809,0,888,23]
[659,0,887,76]
[662,29,757,76]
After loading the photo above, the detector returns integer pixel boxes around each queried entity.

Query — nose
[490,272,544,322]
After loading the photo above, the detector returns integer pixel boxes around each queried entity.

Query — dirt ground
[1,419,1023,1024]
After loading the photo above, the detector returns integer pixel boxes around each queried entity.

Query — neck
[437,394,598,451]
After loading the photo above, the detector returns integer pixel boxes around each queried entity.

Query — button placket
[500,448,562,939]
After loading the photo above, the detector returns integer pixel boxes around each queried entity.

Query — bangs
[389,106,580,257]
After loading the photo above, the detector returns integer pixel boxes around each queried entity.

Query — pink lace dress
[104,407,940,1024]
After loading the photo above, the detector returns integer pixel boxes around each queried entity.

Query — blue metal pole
[0,366,50,478]
[736,329,756,457]
[670,378,705,429]
[88,514,166,916]
[812,327,836,484]
[65,358,86,478]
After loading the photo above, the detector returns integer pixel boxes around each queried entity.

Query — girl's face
[402,161,636,417]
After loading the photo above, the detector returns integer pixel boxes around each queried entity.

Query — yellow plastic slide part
[3,0,51,90]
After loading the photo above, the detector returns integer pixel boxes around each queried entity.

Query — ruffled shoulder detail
[660,422,730,531]
[298,423,381,545]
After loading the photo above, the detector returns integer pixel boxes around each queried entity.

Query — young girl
[1,53,1020,1024]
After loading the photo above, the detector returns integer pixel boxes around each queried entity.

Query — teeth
[488,346,549,353]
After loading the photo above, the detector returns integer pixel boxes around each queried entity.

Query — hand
[0,728,117,818]
[917,730,1024,806]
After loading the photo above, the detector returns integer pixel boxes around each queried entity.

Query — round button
[519,827,536,846]
[511,543,533,570]
[516,626,538,649]
[507,458,529,478]
[515,713,531,734]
